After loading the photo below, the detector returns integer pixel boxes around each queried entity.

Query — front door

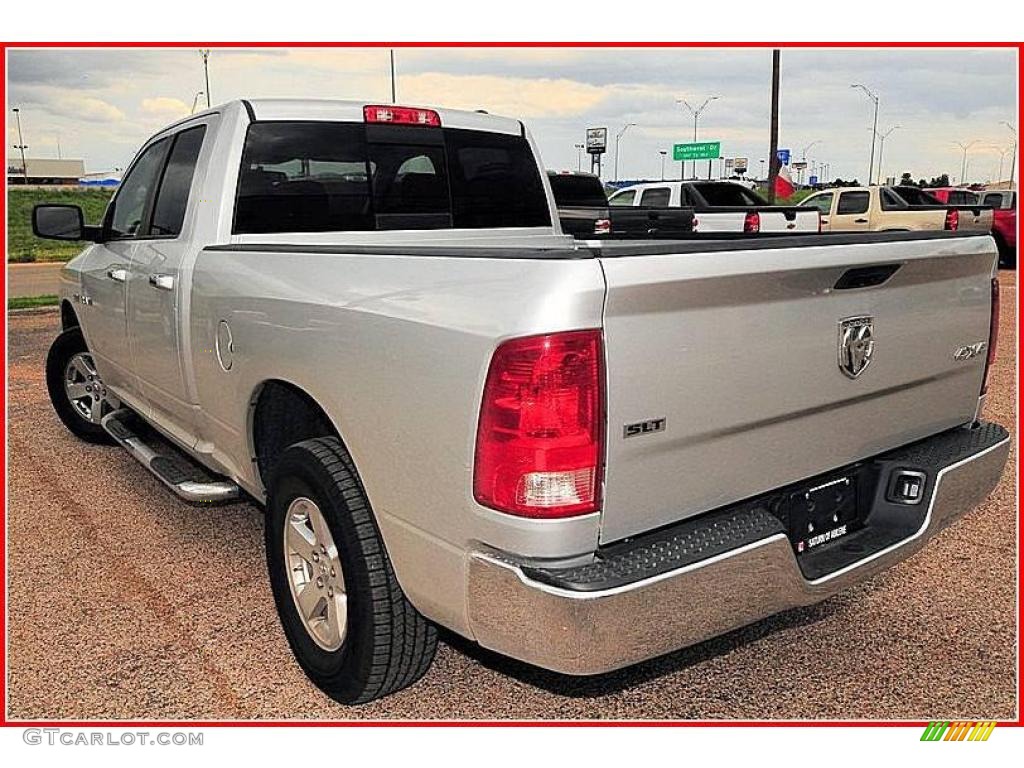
[79,136,172,401]
[801,192,835,232]
[127,124,208,445]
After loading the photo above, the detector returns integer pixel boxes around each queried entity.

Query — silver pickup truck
[34,99,1009,705]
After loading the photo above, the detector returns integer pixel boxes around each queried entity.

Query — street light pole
[613,123,636,182]
[851,84,879,184]
[954,140,979,185]
[390,49,397,102]
[659,150,667,181]
[12,107,28,184]
[191,91,205,115]
[1002,121,1017,185]
[677,95,719,179]
[800,139,821,185]
[574,143,585,172]
[199,49,211,108]
[875,125,900,184]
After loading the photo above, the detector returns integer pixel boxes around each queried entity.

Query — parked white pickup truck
[608,180,820,233]
[35,99,1008,704]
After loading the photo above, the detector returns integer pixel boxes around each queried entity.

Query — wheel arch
[60,300,80,330]
[248,378,339,494]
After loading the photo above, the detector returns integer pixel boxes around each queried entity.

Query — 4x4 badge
[838,316,874,379]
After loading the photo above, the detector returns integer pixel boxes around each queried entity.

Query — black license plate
[782,474,860,554]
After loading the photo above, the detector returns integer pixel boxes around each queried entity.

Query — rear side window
[837,191,869,215]
[949,190,978,205]
[149,125,206,237]
[983,193,1005,208]
[640,187,671,207]
[608,189,635,206]
[234,121,549,234]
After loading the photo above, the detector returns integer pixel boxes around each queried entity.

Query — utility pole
[55,133,62,159]
[767,50,781,203]
[851,83,879,184]
[390,49,397,102]
[1002,121,1017,185]
[613,123,636,182]
[12,107,29,184]
[875,125,900,185]
[574,143,584,172]
[954,140,979,186]
[677,95,719,179]
[200,49,211,108]
[659,150,667,181]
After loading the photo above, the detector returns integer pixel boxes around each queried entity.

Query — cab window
[609,189,635,206]
[149,125,207,237]
[107,138,171,238]
[640,187,671,207]
[802,192,833,214]
[837,191,870,215]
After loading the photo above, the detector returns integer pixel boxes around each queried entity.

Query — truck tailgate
[597,234,996,543]
[756,208,819,232]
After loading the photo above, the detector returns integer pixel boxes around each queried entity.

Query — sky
[5,47,1019,185]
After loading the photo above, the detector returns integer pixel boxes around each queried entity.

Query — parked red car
[926,187,1016,268]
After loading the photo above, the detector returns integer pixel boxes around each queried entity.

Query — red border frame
[1,40,1020,729]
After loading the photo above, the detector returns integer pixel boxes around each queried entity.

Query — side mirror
[32,204,102,242]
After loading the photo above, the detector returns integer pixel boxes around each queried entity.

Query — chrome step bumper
[466,422,1010,676]
[101,410,240,504]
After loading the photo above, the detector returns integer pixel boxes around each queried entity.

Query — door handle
[148,274,175,291]
[854,218,869,224]
[106,267,128,282]
[821,217,829,224]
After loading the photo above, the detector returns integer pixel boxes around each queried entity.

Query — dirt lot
[5,273,1018,721]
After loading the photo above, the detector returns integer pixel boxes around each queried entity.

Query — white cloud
[46,95,125,123]
[141,97,190,118]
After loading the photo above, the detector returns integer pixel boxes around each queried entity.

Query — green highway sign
[673,141,721,161]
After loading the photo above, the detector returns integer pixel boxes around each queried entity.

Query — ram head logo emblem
[838,316,874,379]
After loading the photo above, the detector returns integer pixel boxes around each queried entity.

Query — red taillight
[692,216,700,231]
[982,277,1000,395]
[474,330,604,518]
[744,211,761,233]
[594,218,611,235]
[363,105,441,126]
[944,208,959,231]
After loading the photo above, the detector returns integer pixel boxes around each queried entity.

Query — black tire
[45,326,115,444]
[265,437,438,704]
[994,233,1015,270]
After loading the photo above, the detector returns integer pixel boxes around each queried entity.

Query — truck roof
[186,98,524,136]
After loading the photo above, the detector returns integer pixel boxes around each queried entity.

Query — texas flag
[774,164,796,199]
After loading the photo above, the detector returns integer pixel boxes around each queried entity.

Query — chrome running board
[101,409,240,504]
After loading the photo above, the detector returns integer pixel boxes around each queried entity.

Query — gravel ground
[5,273,1017,721]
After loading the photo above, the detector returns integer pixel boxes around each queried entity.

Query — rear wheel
[45,327,118,444]
[265,436,437,704]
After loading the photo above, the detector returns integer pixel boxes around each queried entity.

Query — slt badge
[838,315,874,379]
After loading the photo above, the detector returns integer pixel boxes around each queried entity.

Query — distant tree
[928,173,950,187]
[899,173,915,186]
[918,179,928,187]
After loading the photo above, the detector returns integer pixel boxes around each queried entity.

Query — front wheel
[265,437,437,704]
[45,326,119,444]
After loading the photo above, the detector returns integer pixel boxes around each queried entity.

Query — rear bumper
[466,422,1010,676]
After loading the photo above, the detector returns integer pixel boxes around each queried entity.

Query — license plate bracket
[779,473,863,554]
